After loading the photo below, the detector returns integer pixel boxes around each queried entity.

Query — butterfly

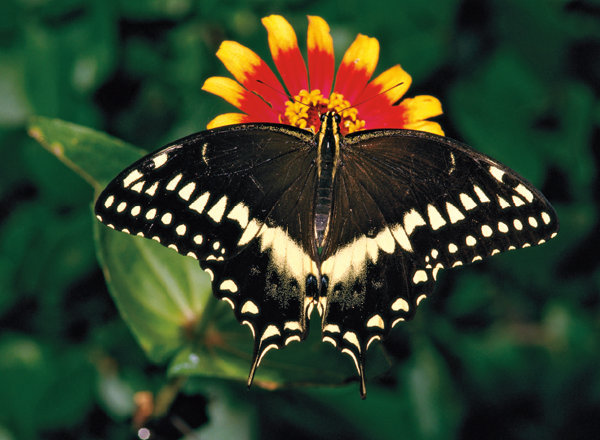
[95,111,559,398]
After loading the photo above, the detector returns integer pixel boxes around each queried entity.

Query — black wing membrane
[94,124,321,387]
[320,129,559,396]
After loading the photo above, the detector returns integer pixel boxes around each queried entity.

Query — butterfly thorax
[314,112,342,252]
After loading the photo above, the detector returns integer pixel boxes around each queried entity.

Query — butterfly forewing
[95,123,323,383]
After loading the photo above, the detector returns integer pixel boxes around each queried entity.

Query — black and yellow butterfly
[95,111,558,398]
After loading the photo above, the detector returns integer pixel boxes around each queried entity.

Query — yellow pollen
[283,90,366,134]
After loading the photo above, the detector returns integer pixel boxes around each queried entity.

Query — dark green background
[1,0,599,439]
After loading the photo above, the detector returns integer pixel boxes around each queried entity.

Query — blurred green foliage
[1,0,599,439]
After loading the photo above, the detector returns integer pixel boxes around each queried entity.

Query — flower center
[283,90,366,135]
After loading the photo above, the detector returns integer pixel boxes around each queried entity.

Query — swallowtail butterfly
[95,111,558,398]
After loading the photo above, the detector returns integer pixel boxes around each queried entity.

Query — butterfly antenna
[256,80,310,108]
[340,82,404,113]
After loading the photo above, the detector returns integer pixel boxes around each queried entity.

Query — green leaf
[28,116,147,190]
[94,221,212,363]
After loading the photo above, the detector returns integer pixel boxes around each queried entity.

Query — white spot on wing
[117,202,127,212]
[481,225,493,237]
[446,202,465,224]
[366,335,381,350]
[412,270,428,284]
[432,263,444,280]
[238,219,262,246]
[193,234,203,245]
[131,181,145,193]
[375,227,395,254]
[512,195,525,207]
[427,204,447,230]
[342,348,361,375]
[489,166,505,182]
[104,195,114,208]
[498,196,511,209]
[227,203,250,229]
[284,321,302,331]
[514,184,534,203]
[260,325,281,343]
[131,206,141,216]
[498,222,509,233]
[324,324,341,333]
[285,336,301,345]
[166,174,182,191]
[323,336,337,347]
[161,212,173,225]
[343,331,361,351]
[403,209,426,235]
[153,153,168,169]
[207,196,228,223]
[178,182,196,201]
[189,192,210,214]
[392,298,409,312]
[241,301,259,314]
[146,208,157,220]
[514,219,523,230]
[474,185,491,203]
[391,224,413,252]
[528,217,538,228]
[366,315,384,329]
[145,182,159,196]
[391,317,405,328]
[460,193,477,211]
[466,235,477,246]
[123,170,143,188]
[220,279,238,293]
[448,243,458,253]
[541,212,551,225]
[176,224,187,236]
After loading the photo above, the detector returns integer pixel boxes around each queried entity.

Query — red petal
[202,77,279,122]
[354,65,412,118]
[216,41,288,112]
[334,34,379,103]
[307,16,334,95]
[262,15,309,95]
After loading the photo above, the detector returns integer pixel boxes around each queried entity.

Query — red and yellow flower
[202,15,444,137]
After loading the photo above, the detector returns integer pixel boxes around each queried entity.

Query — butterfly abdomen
[315,112,342,249]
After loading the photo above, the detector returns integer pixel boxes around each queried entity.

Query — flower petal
[202,77,279,122]
[206,113,253,129]
[216,41,288,112]
[364,95,443,134]
[307,15,334,96]
[397,96,443,122]
[262,15,308,95]
[334,34,379,103]
[403,120,445,136]
[355,65,412,117]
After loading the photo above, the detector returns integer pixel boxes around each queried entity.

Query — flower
[202,15,444,137]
